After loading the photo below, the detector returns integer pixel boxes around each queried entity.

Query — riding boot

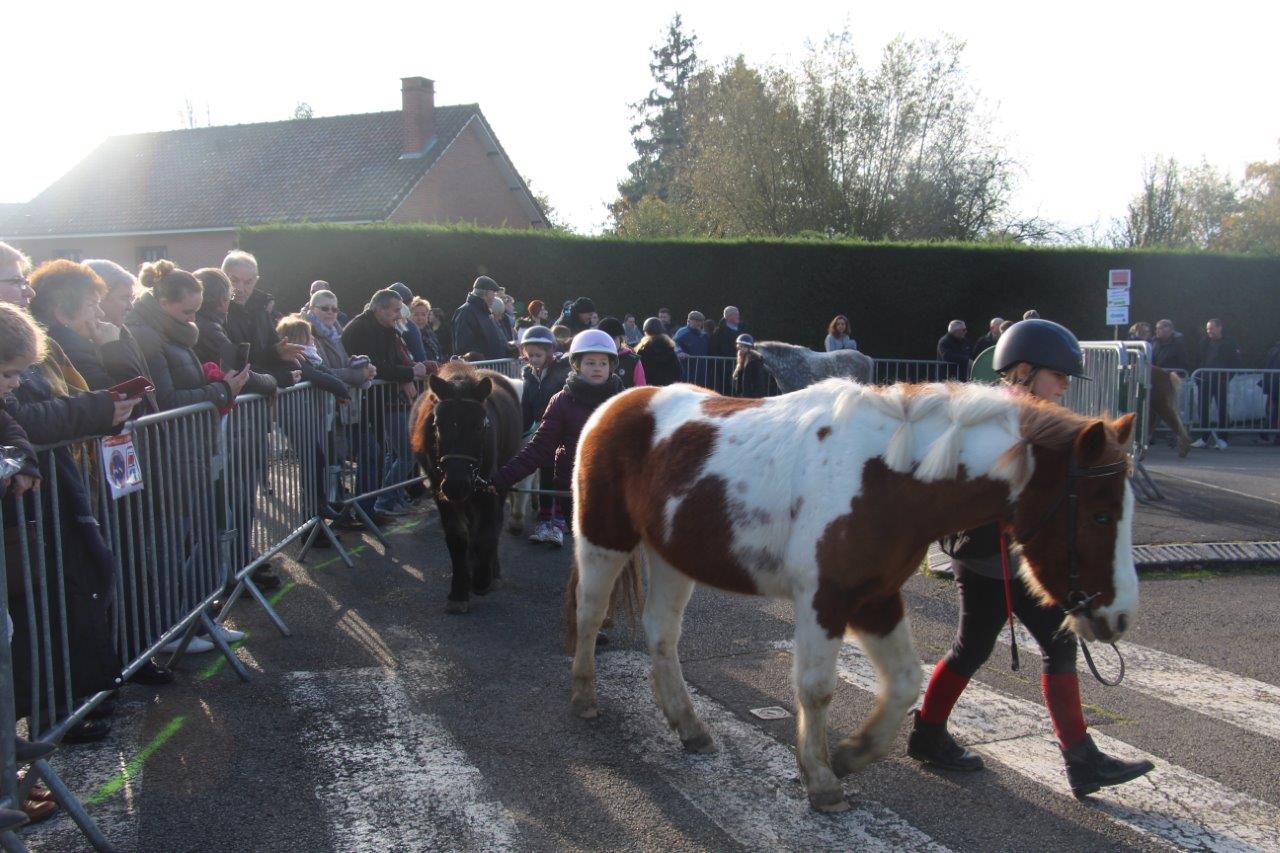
[907,710,984,771]
[1061,734,1155,799]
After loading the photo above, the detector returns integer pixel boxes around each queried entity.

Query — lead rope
[1080,638,1126,687]
[997,530,1020,672]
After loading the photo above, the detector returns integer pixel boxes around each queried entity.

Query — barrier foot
[240,575,292,639]
[0,830,28,853]
[295,519,321,562]
[32,759,113,852]
[1130,462,1164,502]
[163,619,203,671]
[351,503,390,550]
[199,610,250,682]
[316,520,354,568]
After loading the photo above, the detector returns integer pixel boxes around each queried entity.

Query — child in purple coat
[492,330,624,547]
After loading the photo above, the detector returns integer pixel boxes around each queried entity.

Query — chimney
[401,76,436,157]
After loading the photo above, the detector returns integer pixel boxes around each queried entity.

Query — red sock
[1042,673,1088,749]
[919,660,969,725]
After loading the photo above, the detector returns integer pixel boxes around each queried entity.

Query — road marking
[1151,470,1280,507]
[790,640,1280,852]
[1005,624,1280,742]
[285,661,520,852]
[595,651,949,852]
[24,696,149,853]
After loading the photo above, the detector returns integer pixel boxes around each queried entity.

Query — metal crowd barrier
[873,358,960,384]
[2,400,245,849]
[1179,368,1280,439]
[217,382,340,636]
[1066,342,1160,500]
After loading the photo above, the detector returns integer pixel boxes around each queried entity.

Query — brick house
[1,77,547,269]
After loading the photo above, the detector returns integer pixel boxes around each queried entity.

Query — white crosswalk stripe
[595,651,950,852]
[1005,623,1280,742]
[285,661,520,852]
[781,639,1280,852]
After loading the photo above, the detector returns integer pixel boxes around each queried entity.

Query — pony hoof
[808,790,850,813]
[681,732,717,754]
[832,736,875,778]
[444,599,470,615]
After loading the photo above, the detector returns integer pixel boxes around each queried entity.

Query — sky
[4,1,1277,237]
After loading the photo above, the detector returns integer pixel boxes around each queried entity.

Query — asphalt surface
[21,495,1280,853]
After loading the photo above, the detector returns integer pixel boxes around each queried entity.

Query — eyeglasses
[0,277,29,287]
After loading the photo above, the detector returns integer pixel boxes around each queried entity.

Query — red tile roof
[3,105,486,236]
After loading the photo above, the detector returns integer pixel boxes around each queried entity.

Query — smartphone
[234,342,252,372]
[108,375,155,398]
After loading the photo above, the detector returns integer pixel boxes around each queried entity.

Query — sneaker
[552,517,570,536]
[528,521,551,544]
[205,624,246,643]
[161,636,216,655]
[546,525,564,548]
[1190,438,1208,449]
[1214,436,1228,450]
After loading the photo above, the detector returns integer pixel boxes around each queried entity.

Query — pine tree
[611,15,700,222]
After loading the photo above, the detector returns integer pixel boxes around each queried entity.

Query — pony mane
[822,381,1028,484]
[433,360,484,391]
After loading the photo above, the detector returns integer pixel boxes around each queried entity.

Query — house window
[52,249,83,262]
[137,246,168,264]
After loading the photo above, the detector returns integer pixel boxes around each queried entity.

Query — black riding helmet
[993,319,1089,379]
[642,316,665,336]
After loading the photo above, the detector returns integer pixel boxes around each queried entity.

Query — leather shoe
[62,717,111,744]
[252,565,282,591]
[130,658,175,685]
[1062,734,1154,798]
[20,798,57,825]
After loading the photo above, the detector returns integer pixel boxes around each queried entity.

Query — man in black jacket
[221,251,303,386]
[451,276,510,360]
[1152,319,1192,372]
[937,319,973,381]
[1193,318,1243,449]
[709,306,744,393]
[343,289,429,517]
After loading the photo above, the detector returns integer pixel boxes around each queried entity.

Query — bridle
[1002,456,1130,686]
[431,400,494,495]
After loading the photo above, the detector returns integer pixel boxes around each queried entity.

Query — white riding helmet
[569,329,618,358]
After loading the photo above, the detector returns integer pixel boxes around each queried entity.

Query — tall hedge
[239,224,1280,362]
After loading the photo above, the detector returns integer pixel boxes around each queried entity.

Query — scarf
[565,373,624,407]
[308,311,343,345]
[131,291,199,348]
[301,345,324,365]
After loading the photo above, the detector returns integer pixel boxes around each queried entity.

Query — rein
[1005,456,1130,686]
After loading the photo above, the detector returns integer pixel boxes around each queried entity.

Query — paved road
[23,508,1280,852]
[1135,443,1280,547]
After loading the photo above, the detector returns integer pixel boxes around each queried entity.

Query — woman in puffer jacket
[126,261,251,411]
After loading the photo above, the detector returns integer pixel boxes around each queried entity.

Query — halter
[1003,456,1130,686]
[430,402,494,493]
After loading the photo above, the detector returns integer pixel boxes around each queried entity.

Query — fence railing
[1177,369,1280,437]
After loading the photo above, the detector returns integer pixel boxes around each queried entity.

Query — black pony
[410,362,522,613]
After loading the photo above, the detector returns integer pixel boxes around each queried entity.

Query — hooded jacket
[636,334,681,387]
[519,356,571,433]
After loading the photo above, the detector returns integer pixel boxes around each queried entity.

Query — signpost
[1107,269,1131,338]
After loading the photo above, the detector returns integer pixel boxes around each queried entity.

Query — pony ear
[1073,420,1109,465]
[1111,412,1137,447]
[428,374,453,400]
[471,377,493,401]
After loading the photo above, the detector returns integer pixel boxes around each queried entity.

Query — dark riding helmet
[642,316,665,336]
[993,319,1088,378]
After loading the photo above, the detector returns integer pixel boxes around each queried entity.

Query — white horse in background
[501,377,541,533]
[751,340,875,392]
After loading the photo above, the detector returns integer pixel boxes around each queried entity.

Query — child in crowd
[732,334,769,398]
[275,315,351,401]
[491,330,625,548]
[595,317,646,388]
[550,324,573,354]
[515,326,571,543]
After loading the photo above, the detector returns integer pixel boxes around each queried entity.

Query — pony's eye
[1093,513,1113,524]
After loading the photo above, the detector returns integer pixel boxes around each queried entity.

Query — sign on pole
[1106,269,1131,335]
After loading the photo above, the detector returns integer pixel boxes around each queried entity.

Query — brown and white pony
[567,379,1137,812]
